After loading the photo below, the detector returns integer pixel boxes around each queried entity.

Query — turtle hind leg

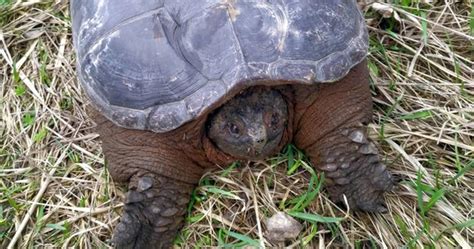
[112,174,193,249]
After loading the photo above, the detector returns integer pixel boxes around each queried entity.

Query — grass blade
[288,211,343,224]
[222,230,261,247]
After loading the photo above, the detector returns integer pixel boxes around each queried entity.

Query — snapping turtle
[71,0,393,247]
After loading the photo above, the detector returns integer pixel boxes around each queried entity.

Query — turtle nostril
[253,137,267,154]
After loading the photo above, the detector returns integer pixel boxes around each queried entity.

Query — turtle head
[207,87,288,159]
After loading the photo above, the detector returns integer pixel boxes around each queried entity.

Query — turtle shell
[71,0,368,132]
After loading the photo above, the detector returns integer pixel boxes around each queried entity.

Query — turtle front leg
[90,110,210,248]
[293,60,393,212]
[312,125,393,212]
[112,174,193,249]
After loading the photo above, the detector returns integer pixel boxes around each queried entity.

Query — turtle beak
[248,124,267,155]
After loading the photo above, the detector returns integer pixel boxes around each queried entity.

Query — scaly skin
[112,174,193,249]
[315,125,393,211]
[91,110,213,248]
[293,60,394,211]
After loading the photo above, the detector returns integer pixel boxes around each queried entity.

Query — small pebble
[265,212,302,242]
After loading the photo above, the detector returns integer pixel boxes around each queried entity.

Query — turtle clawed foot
[328,170,392,214]
[111,190,162,249]
[112,204,149,249]
[112,175,193,249]
[350,178,391,213]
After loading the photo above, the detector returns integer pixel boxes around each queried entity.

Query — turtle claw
[354,198,389,213]
[374,204,388,213]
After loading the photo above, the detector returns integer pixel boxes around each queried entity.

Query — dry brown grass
[0,1,473,248]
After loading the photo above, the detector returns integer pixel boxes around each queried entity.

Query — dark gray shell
[71,0,368,133]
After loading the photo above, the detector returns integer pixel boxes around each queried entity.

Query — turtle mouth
[246,134,282,159]
[247,147,263,157]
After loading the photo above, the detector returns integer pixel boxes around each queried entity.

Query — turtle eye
[228,123,240,135]
[270,113,279,127]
